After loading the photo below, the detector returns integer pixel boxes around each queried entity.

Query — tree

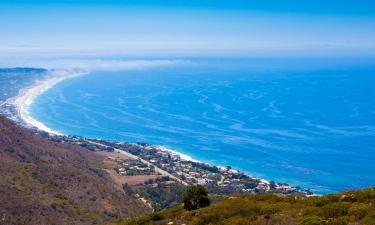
[183,185,210,210]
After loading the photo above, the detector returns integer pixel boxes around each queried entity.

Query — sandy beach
[155,146,198,162]
[9,69,87,135]
[7,69,196,164]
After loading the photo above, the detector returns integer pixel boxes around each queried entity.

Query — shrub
[221,215,253,225]
[260,204,283,215]
[361,213,375,225]
[300,216,326,225]
[149,212,164,221]
[346,188,375,202]
[326,194,341,203]
[308,196,331,207]
[192,211,221,225]
[327,217,349,225]
[303,206,323,217]
[348,204,371,220]
[322,203,350,218]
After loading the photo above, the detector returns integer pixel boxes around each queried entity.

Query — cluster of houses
[113,158,156,176]
[42,134,314,197]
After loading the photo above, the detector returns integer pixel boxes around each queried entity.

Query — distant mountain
[0,67,48,104]
[0,117,150,225]
[0,67,47,74]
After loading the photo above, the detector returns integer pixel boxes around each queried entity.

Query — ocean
[29,58,375,194]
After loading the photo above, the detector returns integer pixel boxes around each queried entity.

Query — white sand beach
[155,146,198,162]
[9,69,87,135]
[7,68,197,163]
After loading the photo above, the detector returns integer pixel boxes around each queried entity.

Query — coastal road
[0,99,10,107]
[87,140,189,186]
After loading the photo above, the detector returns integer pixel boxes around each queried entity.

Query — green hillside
[119,188,375,225]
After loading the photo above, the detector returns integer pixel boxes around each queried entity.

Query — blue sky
[1,0,375,56]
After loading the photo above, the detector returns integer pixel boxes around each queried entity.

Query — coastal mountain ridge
[0,116,150,225]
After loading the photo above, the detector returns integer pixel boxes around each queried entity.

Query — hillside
[0,116,150,225]
[120,188,375,225]
[1,117,375,225]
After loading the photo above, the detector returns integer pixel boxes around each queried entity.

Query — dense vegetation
[125,180,187,211]
[0,117,150,225]
[118,187,375,225]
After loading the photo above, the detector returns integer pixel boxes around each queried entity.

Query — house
[197,178,209,185]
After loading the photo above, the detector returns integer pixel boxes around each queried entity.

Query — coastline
[9,69,87,135]
[8,69,198,162]
[6,69,313,196]
[154,146,198,162]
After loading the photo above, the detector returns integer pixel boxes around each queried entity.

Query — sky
[0,0,375,57]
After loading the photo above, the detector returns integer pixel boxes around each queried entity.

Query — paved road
[0,99,9,107]
[88,140,189,186]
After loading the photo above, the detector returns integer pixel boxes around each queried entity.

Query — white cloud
[0,57,190,71]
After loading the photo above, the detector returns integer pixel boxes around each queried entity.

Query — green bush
[326,217,349,225]
[322,203,350,218]
[326,194,341,203]
[300,216,326,225]
[303,206,324,217]
[346,188,375,202]
[260,204,283,215]
[192,212,221,225]
[221,215,253,225]
[149,212,164,221]
[308,196,331,207]
[121,216,151,225]
[348,203,371,220]
[361,213,375,225]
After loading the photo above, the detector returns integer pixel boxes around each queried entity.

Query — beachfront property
[41,132,313,197]
[113,158,157,176]
[0,68,313,197]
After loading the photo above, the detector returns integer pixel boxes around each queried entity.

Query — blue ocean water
[30,58,375,194]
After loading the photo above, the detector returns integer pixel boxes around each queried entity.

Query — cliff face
[0,117,150,225]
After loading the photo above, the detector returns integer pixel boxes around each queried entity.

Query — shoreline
[6,70,314,195]
[9,69,87,135]
[8,69,198,162]
[153,145,198,162]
